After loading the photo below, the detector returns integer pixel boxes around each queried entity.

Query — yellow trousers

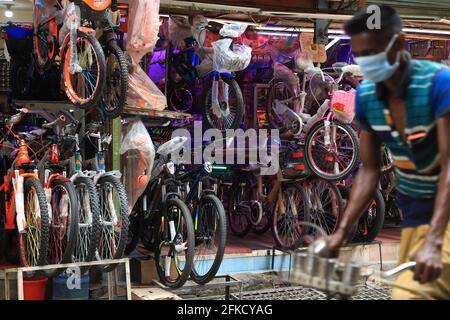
[391,223,450,300]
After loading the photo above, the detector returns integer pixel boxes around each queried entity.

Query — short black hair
[344,5,403,36]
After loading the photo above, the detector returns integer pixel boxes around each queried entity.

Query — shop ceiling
[156,0,450,38]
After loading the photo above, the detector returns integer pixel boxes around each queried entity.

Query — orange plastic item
[81,0,111,12]
[16,141,31,166]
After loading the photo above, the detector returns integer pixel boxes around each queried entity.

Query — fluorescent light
[160,0,260,14]
[4,9,12,18]
[261,11,352,21]
[255,26,345,35]
[403,27,450,35]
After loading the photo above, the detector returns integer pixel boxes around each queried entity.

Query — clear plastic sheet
[127,64,167,110]
[33,0,58,28]
[168,16,193,49]
[212,38,252,73]
[273,62,299,86]
[120,118,155,214]
[219,23,248,38]
[126,0,162,64]
[57,3,82,74]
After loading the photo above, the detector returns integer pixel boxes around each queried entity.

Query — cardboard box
[130,256,180,285]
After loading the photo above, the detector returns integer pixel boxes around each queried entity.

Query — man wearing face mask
[327,5,450,299]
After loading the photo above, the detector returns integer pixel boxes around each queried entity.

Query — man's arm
[411,113,450,283]
[328,130,383,252]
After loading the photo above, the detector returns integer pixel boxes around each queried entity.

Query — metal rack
[153,275,243,300]
[1,258,132,301]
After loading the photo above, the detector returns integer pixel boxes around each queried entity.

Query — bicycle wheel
[61,30,106,109]
[306,178,343,239]
[304,120,360,181]
[352,189,385,243]
[99,42,128,119]
[73,177,101,274]
[266,81,296,130]
[252,178,272,235]
[169,84,194,113]
[272,183,310,250]
[43,178,79,277]
[95,175,129,272]
[154,197,195,288]
[191,194,227,285]
[227,179,252,237]
[203,77,244,130]
[18,178,50,272]
[33,27,56,70]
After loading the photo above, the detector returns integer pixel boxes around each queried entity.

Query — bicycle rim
[204,78,242,130]
[308,179,342,237]
[170,87,193,112]
[20,186,42,267]
[307,122,357,180]
[273,185,308,249]
[155,201,191,286]
[192,196,225,282]
[97,181,123,261]
[228,181,251,236]
[63,36,101,104]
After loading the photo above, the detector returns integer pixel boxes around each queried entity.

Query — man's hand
[410,240,443,284]
[327,229,348,257]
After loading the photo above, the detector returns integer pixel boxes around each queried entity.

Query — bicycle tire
[99,42,128,119]
[43,178,79,278]
[304,120,360,181]
[191,194,227,285]
[352,189,386,243]
[154,197,195,288]
[227,178,252,237]
[251,178,273,235]
[336,185,357,243]
[203,77,244,130]
[95,175,129,273]
[305,178,343,240]
[73,176,101,274]
[271,183,310,250]
[33,29,55,70]
[61,30,106,109]
[18,178,49,276]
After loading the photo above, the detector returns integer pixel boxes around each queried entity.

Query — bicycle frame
[0,139,39,232]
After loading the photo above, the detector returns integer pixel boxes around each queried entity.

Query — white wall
[0,9,33,23]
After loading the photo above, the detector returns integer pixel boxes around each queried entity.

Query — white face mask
[354,34,401,83]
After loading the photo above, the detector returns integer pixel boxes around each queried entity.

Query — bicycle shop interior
[0,0,449,302]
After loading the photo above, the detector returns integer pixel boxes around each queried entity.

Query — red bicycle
[33,0,107,108]
[37,114,79,277]
[0,109,49,271]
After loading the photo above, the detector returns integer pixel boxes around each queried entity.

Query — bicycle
[56,112,102,274]
[33,0,106,109]
[96,1,129,119]
[83,122,129,272]
[267,61,361,181]
[126,136,195,288]
[0,109,49,273]
[177,162,227,285]
[36,114,80,277]
[167,17,248,130]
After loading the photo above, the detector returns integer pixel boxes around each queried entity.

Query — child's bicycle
[0,109,49,274]
[33,0,107,109]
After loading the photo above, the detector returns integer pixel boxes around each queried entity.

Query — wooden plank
[123,106,192,120]
[131,286,182,300]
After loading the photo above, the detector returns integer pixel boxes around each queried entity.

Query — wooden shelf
[123,106,192,120]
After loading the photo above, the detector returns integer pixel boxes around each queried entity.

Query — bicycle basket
[212,38,252,73]
[330,89,356,124]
